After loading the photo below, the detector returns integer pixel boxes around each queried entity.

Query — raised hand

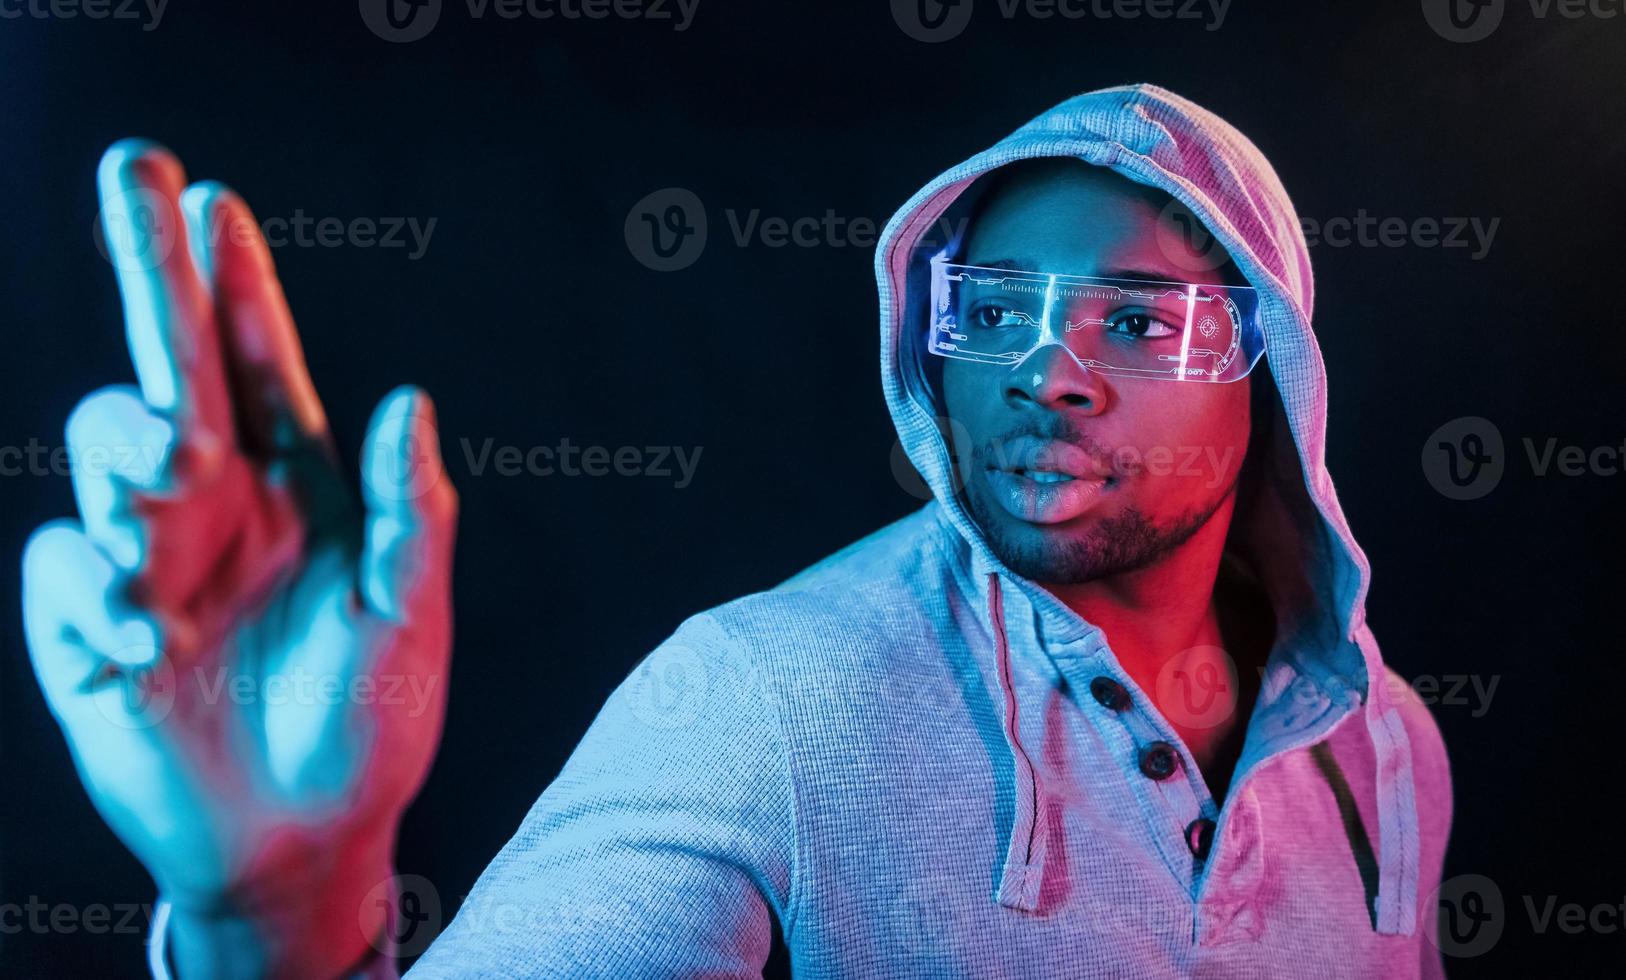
[21,141,457,978]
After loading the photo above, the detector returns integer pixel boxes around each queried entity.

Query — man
[22,83,1452,978]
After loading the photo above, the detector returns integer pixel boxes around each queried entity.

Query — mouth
[984,461,1114,525]
[998,466,1110,486]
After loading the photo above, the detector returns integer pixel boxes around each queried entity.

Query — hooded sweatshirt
[401,83,1454,979]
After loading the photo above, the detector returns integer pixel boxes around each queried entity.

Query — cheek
[941,362,993,435]
[1119,386,1250,489]
[938,363,987,478]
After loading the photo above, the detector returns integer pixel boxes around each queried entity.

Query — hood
[874,83,1418,935]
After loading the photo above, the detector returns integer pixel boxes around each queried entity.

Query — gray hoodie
[405,83,1453,979]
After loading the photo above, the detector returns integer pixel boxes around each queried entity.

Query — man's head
[939,157,1263,585]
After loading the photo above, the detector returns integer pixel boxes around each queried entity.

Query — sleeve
[404,613,800,979]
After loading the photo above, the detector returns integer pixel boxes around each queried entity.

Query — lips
[983,437,1115,525]
[993,436,1111,481]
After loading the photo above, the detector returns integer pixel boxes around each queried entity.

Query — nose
[1005,344,1108,415]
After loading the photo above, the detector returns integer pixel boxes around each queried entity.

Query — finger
[22,523,181,830]
[179,181,332,458]
[66,384,177,570]
[97,140,236,467]
[358,386,457,624]
[21,520,162,722]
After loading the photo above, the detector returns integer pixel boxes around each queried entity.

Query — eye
[1108,312,1180,339]
[970,303,1027,330]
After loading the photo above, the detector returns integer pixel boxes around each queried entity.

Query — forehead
[961,159,1239,284]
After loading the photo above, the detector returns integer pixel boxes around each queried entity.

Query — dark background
[2,2,1622,976]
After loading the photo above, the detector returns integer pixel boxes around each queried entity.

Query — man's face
[940,160,1254,585]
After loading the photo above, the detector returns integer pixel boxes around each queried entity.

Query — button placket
[1053,650,1212,891]
[1195,786,1267,946]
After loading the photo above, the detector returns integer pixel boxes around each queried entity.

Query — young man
[22,83,1452,978]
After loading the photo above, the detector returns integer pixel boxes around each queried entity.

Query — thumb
[359,385,457,622]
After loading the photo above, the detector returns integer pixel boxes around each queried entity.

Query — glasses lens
[929,262,1263,382]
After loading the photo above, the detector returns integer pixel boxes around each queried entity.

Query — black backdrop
[3,2,1623,976]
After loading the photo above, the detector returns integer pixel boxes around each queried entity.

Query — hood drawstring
[988,573,1049,912]
[1363,633,1421,935]
[986,578,1419,932]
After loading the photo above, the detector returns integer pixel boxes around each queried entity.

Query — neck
[1041,498,1236,695]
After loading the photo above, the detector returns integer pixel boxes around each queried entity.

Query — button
[1089,676,1130,711]
[1138,741,1179,781]
[1186,817,1216,860]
